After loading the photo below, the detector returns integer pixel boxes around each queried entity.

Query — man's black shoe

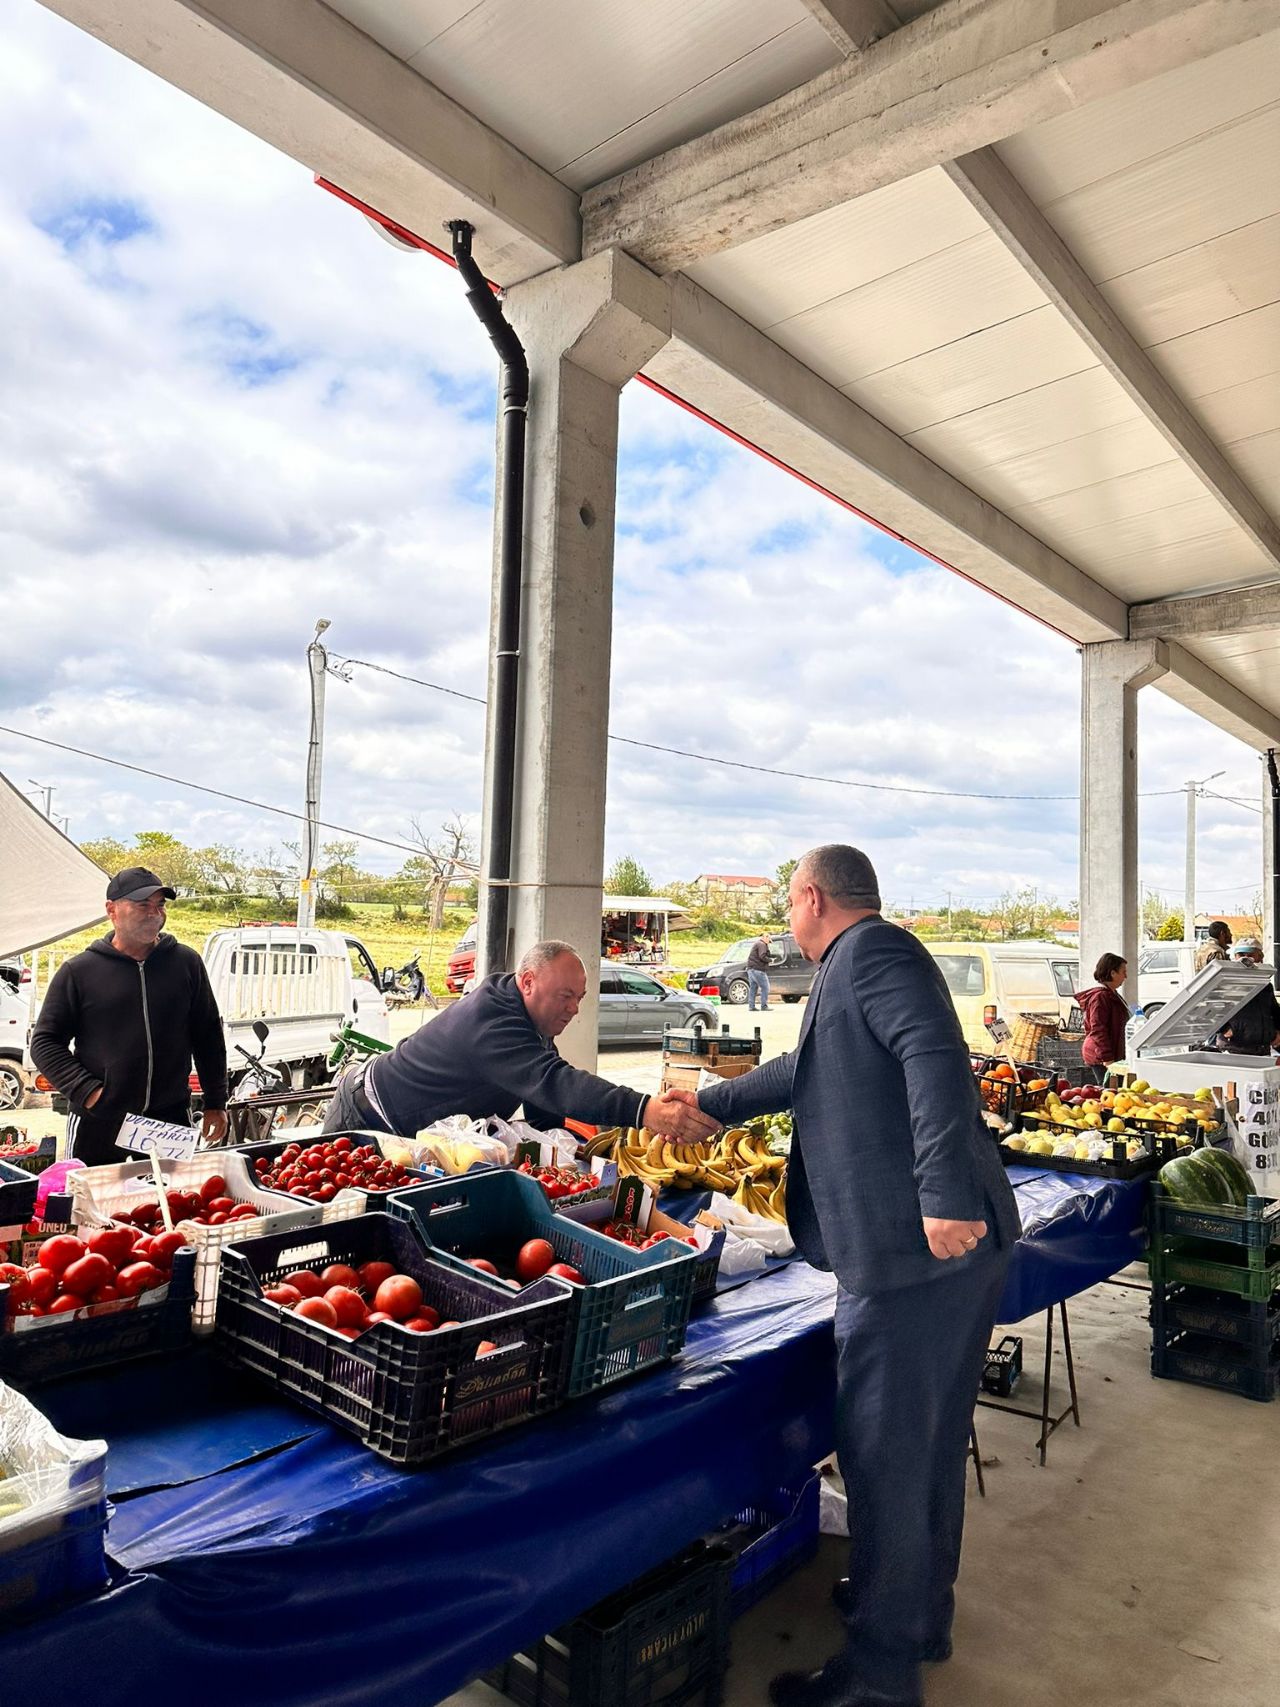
[829,1580,952,1663]
[768,1667,921,1707]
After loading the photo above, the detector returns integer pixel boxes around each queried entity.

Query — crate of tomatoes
[215,1211,573,1463]
[68,1151,360,1334]
[235,1132,441,1211]
[388,1169,698,1401]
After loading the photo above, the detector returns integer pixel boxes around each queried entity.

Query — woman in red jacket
[1075,952,1129,1068]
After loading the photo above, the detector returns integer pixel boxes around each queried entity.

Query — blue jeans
[747,969,770,1010]
[832,1245,1010,1700]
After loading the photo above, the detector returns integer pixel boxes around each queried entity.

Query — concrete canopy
[38,0,1280,754]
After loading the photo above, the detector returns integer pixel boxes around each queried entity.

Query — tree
[1247,891,1266,943]
[1156,912,1185,941]
[406,815,477,929]
[605,855,652,898]
[251,847,296,907]
[775,857,798,893]
[79,836,129,875]
[132,831,198,893]
[989,887,1061,941]
[192,844,246,897]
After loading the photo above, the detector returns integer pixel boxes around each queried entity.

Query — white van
[1137,943,1197,1014]
[202,926,391,1089]
[923,941,1079,1052]
[0,960,29,1109]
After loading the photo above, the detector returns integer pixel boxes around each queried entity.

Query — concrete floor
[442,1270,1278,1707]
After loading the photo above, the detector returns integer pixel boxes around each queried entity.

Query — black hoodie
[31,933,228,1119]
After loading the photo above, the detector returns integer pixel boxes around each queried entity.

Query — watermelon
[1158,1147,1248,1208]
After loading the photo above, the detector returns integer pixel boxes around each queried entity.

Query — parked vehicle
[202,926,391,1091]
[380,951,430,1006]
[1137,943,1197,1014]
[446,896,693,994]
[598,965,719,1043]
[0,960,28,1109]
[446,922,477,994]
[685,934,814,1006]
[923,940,1079,1051]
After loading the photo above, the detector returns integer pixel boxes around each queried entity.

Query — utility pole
[297,619,331,932]
[27,779,53,818]
[1184,770,1225,947]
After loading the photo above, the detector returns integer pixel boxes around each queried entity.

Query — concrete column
[1264,754,1278,977]
[477,250,670,1068]
[1079,639,1168,1005]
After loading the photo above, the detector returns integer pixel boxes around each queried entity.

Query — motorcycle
[380,953,429,1006]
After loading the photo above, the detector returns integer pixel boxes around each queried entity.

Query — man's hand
[642,1090,720,1143]
[201,1108,229,1147]
[84,1086,103,1109]
[922,1217,988,1261]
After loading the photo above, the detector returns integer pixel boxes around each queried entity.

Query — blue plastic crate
[1151,1183,1280,1252]
[388,1170,697,1400]
[0,1250,196,1387]
[716,1476,822,1618]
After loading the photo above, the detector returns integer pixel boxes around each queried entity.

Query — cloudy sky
[0,1,1265,918]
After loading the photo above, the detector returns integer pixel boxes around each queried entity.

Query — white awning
[0,770,107,958]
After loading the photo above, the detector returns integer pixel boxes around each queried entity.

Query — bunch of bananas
[581,1123,788,1222]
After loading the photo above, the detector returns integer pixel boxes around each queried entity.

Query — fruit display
[251,1136,419,1201]
[514,1159,607,1202]
[973,1059,1049,1120]
[599,1220,700,1254]
[110,1172,263,1233]
[0,1225,180,1324]
[1012,1078,1220,1165]
[262,1257,490,1342]
[1157,1146,1254,1208]
[460,1239,587,1289]
[580,1122,788,1221]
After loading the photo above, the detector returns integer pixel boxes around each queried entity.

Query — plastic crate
[713,1477,821,1619]
[0,1250,197,1387]
[233,1133,441,1211]
[1150,1184,1280,1252]
[1151,1334,1280,1402]
[389,1171,697,1400]
[214,1213,572,1463]
[1151,1285,1280,1357]
[486,1540,733,1707]
[0,1139,59,1179]
[1147,1236,1280,1304]
[1035,1036,1091,1084]
[0,1160,39,1230]
[68,1151,361,1334]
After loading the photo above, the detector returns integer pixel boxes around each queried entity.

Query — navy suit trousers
[833,1244,1009,1700]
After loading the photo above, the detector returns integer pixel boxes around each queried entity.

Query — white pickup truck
[203,925,392,1090]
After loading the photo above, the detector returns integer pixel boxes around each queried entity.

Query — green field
[42,903,756,997]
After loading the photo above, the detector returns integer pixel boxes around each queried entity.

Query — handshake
[641,1088,719,1143]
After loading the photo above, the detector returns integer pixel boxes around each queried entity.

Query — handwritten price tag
[118,1113,202,1160]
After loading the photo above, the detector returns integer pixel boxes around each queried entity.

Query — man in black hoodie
[31,867,228,1164]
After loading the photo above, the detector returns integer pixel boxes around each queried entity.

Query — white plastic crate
[69,1152,361,1333]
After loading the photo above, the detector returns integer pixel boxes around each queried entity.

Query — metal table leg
[975,1300,1082,1466]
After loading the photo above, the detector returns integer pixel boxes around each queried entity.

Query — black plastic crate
[1151,1334,1280,1402]
[389,1171,696,1400]
[1034,1036,1091,1084]
[214,1212,572,1463]
[1151,1285,1280,1356]
[663,1025,760,1059]
[982,1335,1023,1397]
[486,1540,733,1707]
[0,1250,196,1387]
[998,1136,1172,1180]
[712,1477,821,1619]
[0,1159,39,1228]
[0,1137,59,1179]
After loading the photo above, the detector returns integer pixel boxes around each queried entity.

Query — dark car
[685,933,814,1005]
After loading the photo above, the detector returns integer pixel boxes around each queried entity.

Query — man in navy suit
[694,846,1020,1707]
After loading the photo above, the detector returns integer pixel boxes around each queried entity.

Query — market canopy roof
[42,0,1280,749]
[0,769,106,958]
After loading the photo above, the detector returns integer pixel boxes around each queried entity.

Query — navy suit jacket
[698,916,1021,1296]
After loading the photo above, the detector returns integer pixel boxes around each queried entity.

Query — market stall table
[1,1167,1149,1706]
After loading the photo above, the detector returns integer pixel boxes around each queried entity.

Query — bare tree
[406,814,477,929]
[251,847,296,907]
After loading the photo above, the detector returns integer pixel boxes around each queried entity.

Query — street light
[1184,770,1226,947]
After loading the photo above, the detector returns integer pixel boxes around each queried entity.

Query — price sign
[118,1113,202,1160]
[985,1017,1012,1045]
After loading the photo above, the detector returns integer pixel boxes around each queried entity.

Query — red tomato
[475,1340,498,1356]
[335,1326,362,1340]
[93,1283,121,1303]
[331,1138,353,1154]
[547,1262,584,1284]
[149,1231,189,1270]
[37,1235,87,1276]
[467,1257,499,1276]
[294,1296,338,1327]
[206,1197,235,1216]
[436,1319,460,1330]
[263,1284,302,1307]
[132,1236,154,1259]
[198,1174,227,1205]
[324,1285,367,1328]
[357,1261,395,1294]
[373,1275,423,1321]
[402,1317,436,1333]
[0,1264,31,1306]
[515,1239,555,1283]
[49,1293,87,1314]
[24,1267,58,1305]
[228,1204,259,1221]
[207,1212,228,1225]
[412,1304,440,1328]
[365,1310,394,1326]
[61,1253,113,1297]
[86,1228,136,1268]
[284,1270,324,1297]
[116,1261,164,1297]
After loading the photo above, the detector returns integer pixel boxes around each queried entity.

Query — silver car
[598,964,719,1044]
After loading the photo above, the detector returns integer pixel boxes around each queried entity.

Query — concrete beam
[1154,641,1280,753]
[38,0,579,283]
[644,275,1128,641]
[583,0,1279,273]
[798,0,902,54]
[1129,582,1280,641]
[946,148,1280,575]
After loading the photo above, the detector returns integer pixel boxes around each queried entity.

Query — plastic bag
[715,1226,770,1278]
[407,1115,511,1174]
[0,1382,106,1549]
[708,1190,795,1257]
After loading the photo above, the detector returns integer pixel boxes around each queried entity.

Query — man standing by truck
[31,867,228,1163]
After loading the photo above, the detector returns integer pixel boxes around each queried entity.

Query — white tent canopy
[0,770,106,959]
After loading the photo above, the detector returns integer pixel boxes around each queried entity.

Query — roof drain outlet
[447,220,528,980]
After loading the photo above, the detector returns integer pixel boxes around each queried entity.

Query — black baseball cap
[106,867,177,903]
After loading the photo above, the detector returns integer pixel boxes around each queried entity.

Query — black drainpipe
[447,220,529,979]
[1268,751,1280,985]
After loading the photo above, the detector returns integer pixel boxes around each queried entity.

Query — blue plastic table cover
[0,1168,1146,1706]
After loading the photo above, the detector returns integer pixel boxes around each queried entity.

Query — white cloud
[0,2,1264,923]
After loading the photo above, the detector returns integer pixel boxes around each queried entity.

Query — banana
[645,1135,667,1167]
[663,1141,699,1177]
